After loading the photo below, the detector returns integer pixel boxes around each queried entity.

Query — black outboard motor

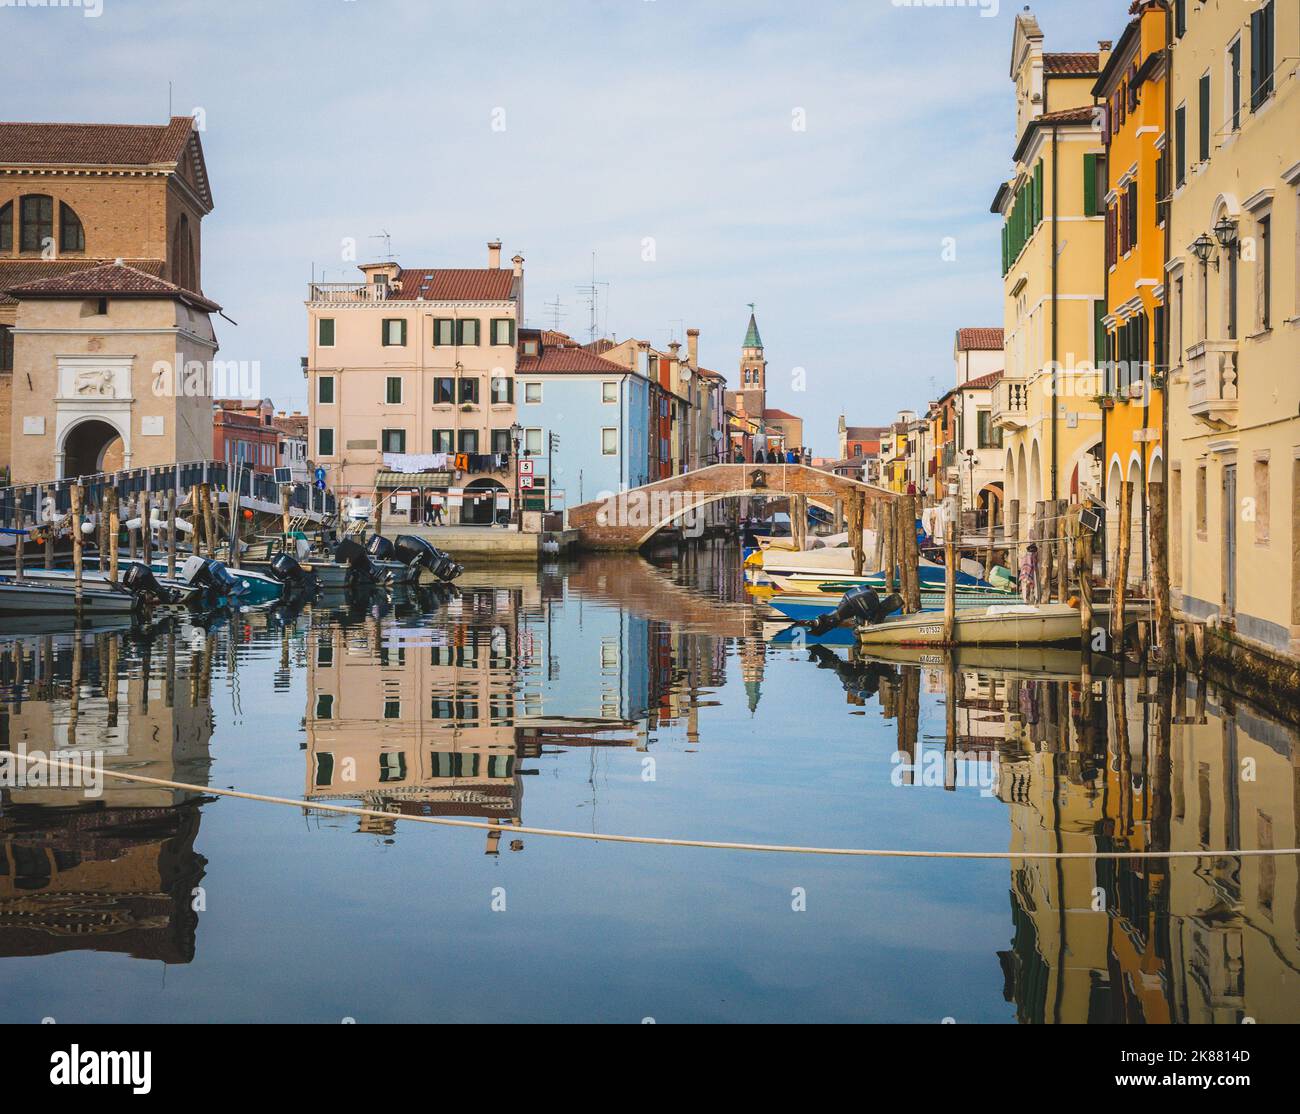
[808,586,904,636]
[365,534,396,562]
[334,537,379,583]
[394,534,463,582]
[268,552,318,595]
[121,561,175,606]
[178,555,241,605]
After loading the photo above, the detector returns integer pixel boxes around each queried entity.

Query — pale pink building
[305,243,524,524]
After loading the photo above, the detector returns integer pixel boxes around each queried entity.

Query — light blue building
[515,330,652,510]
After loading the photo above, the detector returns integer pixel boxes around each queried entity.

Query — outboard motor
[365,534,396,563]
[394,535,463,582]
[121,561,175,606]
[808,586,904,637]
[179,555,242,604]
[268,552,317,595]
[334,537,379,583]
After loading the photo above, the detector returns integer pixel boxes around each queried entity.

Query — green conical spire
[743,305,762,350]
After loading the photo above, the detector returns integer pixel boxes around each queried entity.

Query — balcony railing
[308,282,395,304]
[1186,339,1239,429]
[991,377,1029,431]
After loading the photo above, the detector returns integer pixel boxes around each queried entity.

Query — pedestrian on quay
[432,500,444,527]
[1019,542,1039,604]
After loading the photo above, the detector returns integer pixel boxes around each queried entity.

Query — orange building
[1095,1,1167,586]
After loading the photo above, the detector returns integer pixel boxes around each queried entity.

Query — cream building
[1164,0,1299,658]
[992,11,1108,544]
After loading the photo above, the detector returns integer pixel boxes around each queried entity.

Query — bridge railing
[0,460,336,529]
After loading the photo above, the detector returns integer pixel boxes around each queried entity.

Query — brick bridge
[567,463,897,550]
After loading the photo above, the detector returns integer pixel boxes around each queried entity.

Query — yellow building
[992,11,1107,544]
[1094,2,1167,589]
[1164,0,1300,660]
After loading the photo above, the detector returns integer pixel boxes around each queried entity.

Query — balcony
[991,377,1029,431]
[1186,339,1239,429]
[307,282,395,304]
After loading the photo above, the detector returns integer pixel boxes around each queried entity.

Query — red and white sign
[519,459,534,476]
[520,476,534,490]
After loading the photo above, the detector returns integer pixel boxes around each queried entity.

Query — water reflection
[0,545,1295,1022]
[0,625,212,962]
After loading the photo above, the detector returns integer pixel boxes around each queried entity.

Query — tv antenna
[545,296,566,332]
[574,251,609,343]
[369,231,394,261]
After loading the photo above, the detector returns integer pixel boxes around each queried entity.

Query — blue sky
[4,0,1132,453]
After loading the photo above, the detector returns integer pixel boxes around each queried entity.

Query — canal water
[0,544,1296,1024]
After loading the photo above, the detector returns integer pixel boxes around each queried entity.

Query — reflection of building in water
[984,672,1299,1023]
[0,629,212,962]
[305,585,644,849]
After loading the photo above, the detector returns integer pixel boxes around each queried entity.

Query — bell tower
[738,305,766,418]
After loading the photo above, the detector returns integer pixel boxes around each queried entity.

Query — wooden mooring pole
[1149,479,1172,663]
[108,487,120,583]
[166,490,178,578]
[1112,480,1133,655]
[944,490,960,644]
[71,483,84,609]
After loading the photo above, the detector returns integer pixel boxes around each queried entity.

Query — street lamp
[1212,215,1239,252]
[510,421,523,528]
[1190,232,1215,265]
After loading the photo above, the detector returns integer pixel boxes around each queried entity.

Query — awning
[375,470,453,489]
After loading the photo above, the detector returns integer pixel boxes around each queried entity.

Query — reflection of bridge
[568,463,896,549]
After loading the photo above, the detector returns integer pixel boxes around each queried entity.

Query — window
[458,377,479,405]
[315,695,333,721]
[523,382,542,404]
[1250,2,1275,111]
[318,318,335,346]
[381,318,406,346]
[433,377,454,404]
[457,429,479,454]
[490,376,513,404]
[1195,464,1207,537]
[1174,105,1186,187]
[601,428,617,455]
[385,376,402,405]
[19,194,52,253]
[1082,153,1102,217]
[491,428,512,454]
[1174,0,1185,38]
[1198,73,1211,161]
[490,318,515,346]
[318,427,334,457]
[381,428,406,453]
[384,700,401,720]
[432,318,455,346]
[432,429,454,453]
[601,381,618,403]
[976,410,1000,449]
[0,201,10,252]
[521,336,540,356]
[524,428,542,456]
[58,202,84,252]
[0,324,12,372]
[317,375,334,404]
[1254,457,1270,545]
[1228,38,1241,132]
[378,752,407,784]
[457,319,480,346]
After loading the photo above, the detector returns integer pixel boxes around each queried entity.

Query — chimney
[686,327,699,369]
[487,241,502,269]
[511,254,524,278]
[1098,39,1112,69]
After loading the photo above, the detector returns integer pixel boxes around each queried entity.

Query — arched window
[19,194,53,253]
[0,201,11,253]
[59,202,84,253]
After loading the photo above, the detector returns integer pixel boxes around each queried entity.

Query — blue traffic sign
[314,467,327,484]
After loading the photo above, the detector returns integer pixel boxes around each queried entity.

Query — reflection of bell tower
[739,306,766,419]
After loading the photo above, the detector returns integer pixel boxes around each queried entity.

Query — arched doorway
[62,419,124,478]
[462,478,507,526]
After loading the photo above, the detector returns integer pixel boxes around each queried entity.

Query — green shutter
[1083,153,1098,217]
[1094,300,1107,367]
[1198,75,1210,161]
[1034,161,1044,225]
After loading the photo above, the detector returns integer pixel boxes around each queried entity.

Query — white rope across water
[22,755,1300,860]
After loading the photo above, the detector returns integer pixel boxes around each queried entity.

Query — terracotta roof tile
[0,258,164,305]
[395,268,515,301]
[5,260,220,312]
[516,346,630,374]
[0,117,196,166]
[763,408,800,420]
[962,370,1005,391]
[1044,52,1100,75]
[956,327,1004,351]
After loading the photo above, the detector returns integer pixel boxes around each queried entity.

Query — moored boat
[855,602,1093,648]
